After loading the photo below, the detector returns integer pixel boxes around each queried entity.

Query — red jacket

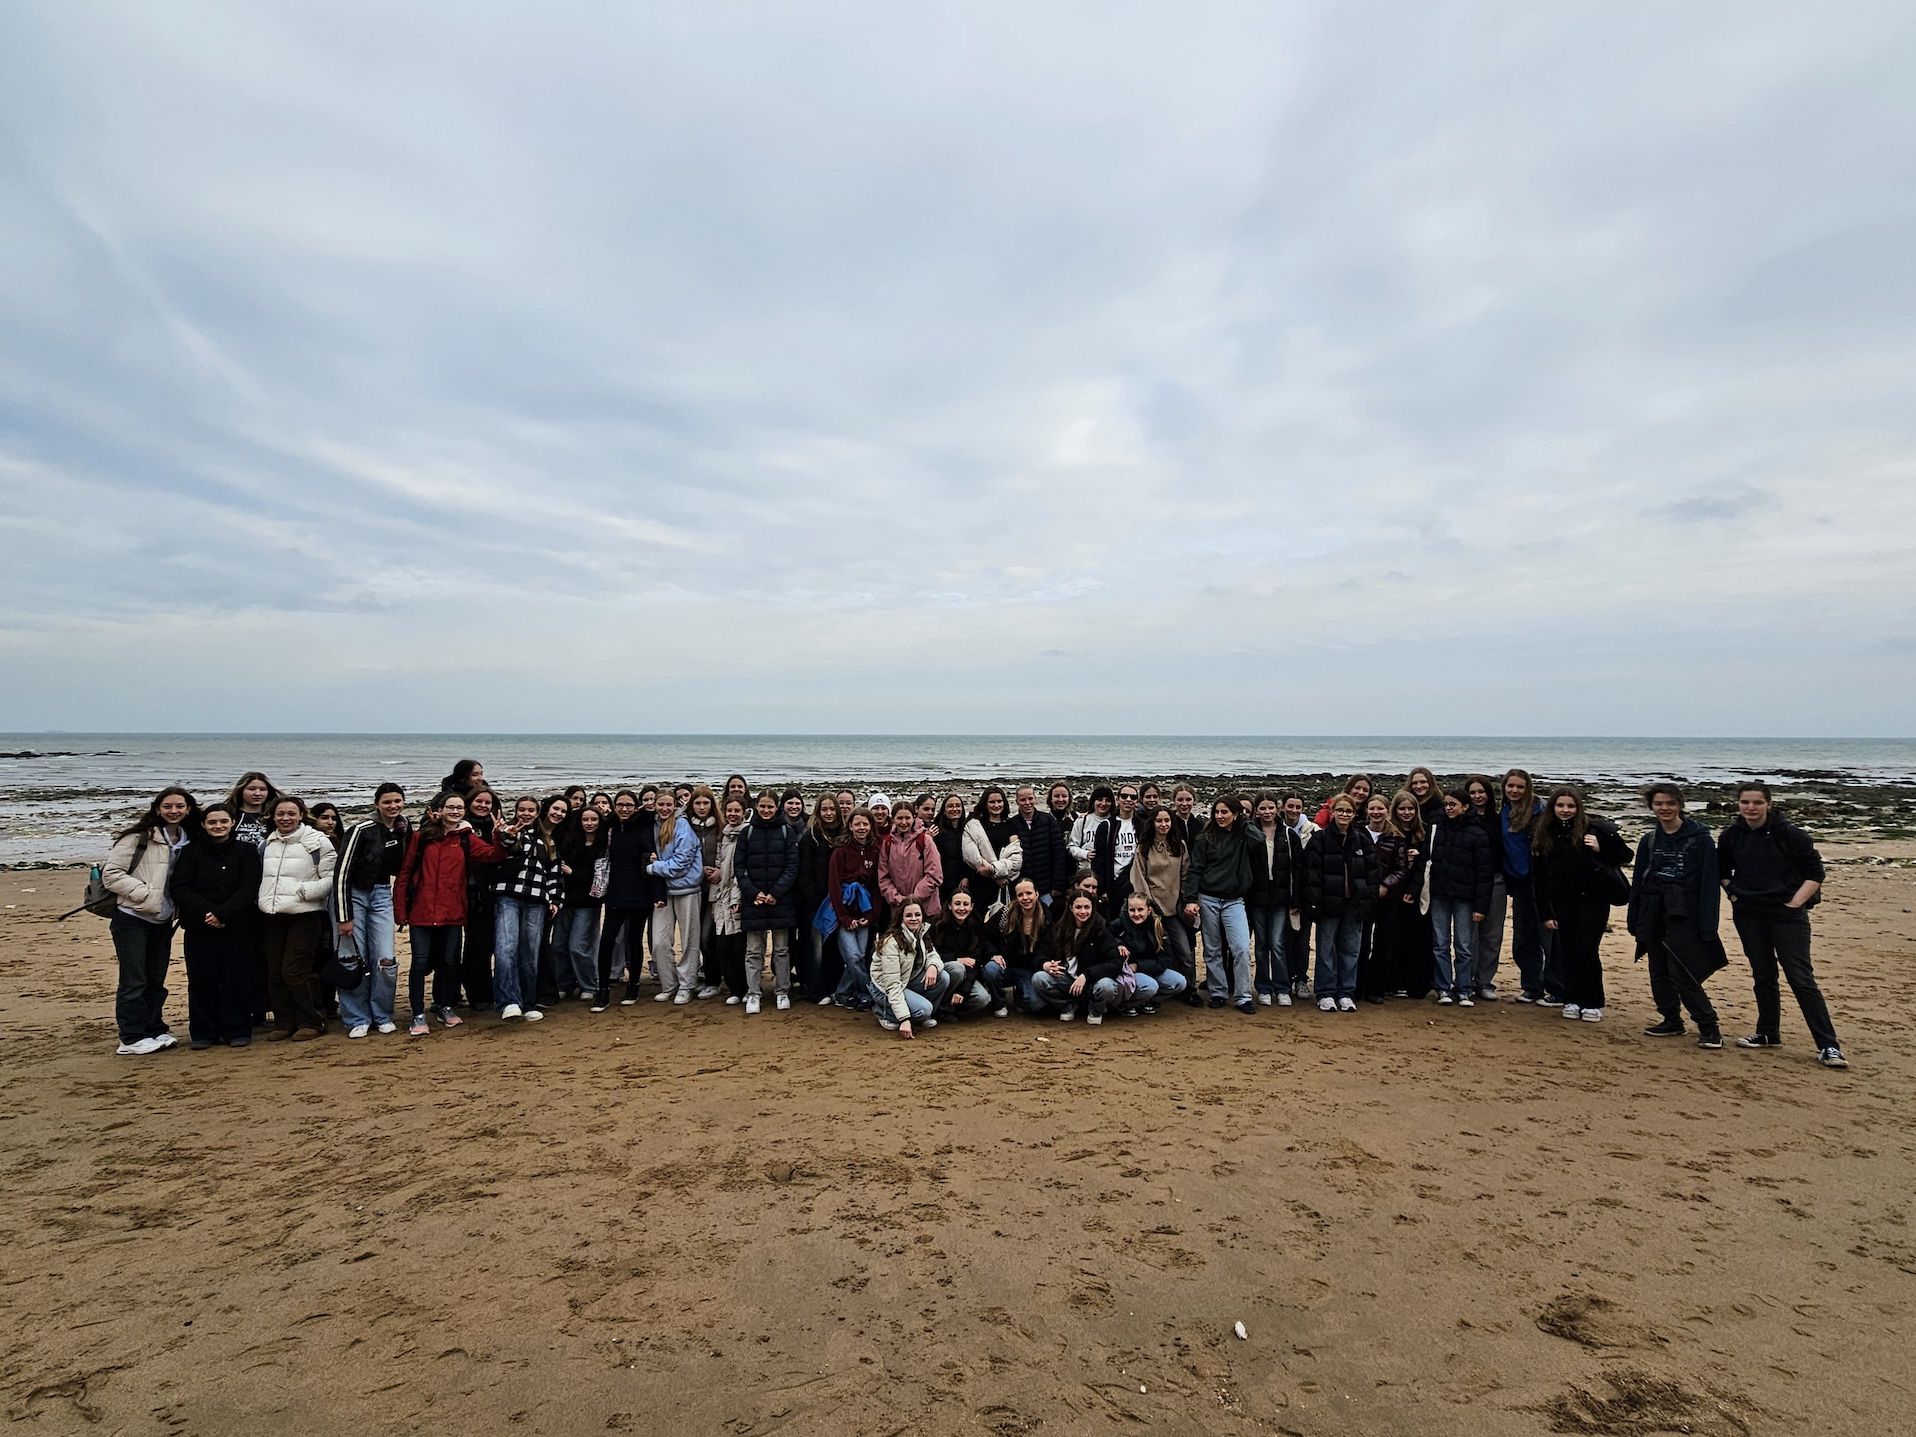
[395,826,505,927]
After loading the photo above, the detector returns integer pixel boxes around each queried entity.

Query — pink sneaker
[436,1007,463,1028]
[408,1015,429,1037]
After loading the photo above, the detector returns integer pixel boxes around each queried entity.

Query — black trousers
[1733,905,1838,1049]
[598,906,650,992]
[261,911,326,1033]
[1555,897,1611,1010]
[183,921,256,1043]
[1646,914,1718,1030]
[715,931,748,996]
[462,896,495,1007]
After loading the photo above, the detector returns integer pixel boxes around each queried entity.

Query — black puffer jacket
[1008,810,1069,896]
[1244,823,1302,910]
[1304,823,1380,918]
[1427,813,1494,911]
[602,813,661,909]
[736,814,800,931]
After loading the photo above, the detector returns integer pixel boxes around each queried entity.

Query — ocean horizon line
[7,730,1913,743]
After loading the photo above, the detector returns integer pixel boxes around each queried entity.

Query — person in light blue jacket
[646,791,706,1004]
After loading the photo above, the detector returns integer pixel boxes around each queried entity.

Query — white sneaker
[1458,994,1475,1008]
[1580,1007,1604,1023]
[1437,992,1455,1005]
[376,1021,397,1035]
[725,995,741,1005]
[672,990,692,1005]
[115,1037,163,1056]
[922,1018,937,1029]
[992,1006,1010,1018]
[744,995,761,1015]
[1337,997,1357,1013]
[1086,1013,1104,1026]
[1317,997,1336,1012]
[817,995,835,1006]
[152,1033,178,1049]
[501,1002,524,1020]
[1058,1010,1075,1022]
[653,990,675,1003]
[524,1008,543,1022]
[1258,993,1273,1007]
[1562,1004,1582,1020]
[1277,992,1293,1007]
[348,1023,371,1040]
[775,993,791,1011]
[696,985,721,1000]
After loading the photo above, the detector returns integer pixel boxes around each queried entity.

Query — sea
[3,733,1914,866]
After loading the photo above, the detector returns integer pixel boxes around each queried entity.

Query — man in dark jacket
[1626,783,1724,1048]
[1717,783,1845,1068]
[598,795,661,1009]
[1010,786,1069,907]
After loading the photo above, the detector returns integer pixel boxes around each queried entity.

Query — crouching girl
[930,888,1006,1017]
[1112,892,1188,1011]
[1030,892,1125,1024]
[870,898,951,1038]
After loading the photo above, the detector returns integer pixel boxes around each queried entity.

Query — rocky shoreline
[7,765,1913,868]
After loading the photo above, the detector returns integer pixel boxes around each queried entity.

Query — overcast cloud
[1,1,1912,735]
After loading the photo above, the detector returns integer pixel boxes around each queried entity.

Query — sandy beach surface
[1,848,1910,1435]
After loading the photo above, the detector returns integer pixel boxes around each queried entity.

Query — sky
[1,1,1913,736]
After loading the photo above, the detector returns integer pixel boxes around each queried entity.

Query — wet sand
[1,849,1911,1434]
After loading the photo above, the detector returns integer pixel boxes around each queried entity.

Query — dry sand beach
[1,850,1911,1435]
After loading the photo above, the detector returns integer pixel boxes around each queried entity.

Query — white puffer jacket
[258,825,338,916]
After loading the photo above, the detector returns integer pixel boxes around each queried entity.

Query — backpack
[61,835,149,922]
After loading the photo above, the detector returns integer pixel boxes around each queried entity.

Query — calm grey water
[3,732,1913,864]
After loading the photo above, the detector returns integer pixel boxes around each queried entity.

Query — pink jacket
[878,829,944,917]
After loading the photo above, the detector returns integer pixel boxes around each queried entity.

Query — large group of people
[94,759,1849,1069]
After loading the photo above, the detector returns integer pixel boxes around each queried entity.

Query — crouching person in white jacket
[869,899,951,1039]
[258,797,338,1041]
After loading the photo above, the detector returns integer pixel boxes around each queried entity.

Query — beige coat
[103,826,184,922]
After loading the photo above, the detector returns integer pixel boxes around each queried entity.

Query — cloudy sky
[1,2,1912,735]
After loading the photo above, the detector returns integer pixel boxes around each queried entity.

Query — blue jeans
[492,896,547,1012]
[1249,905,1290,995]
[556,906,601,993]
[1004,966,1041,1010]
[1200,895,1253,1003]
[338,885,398,1029]
[833,925,875,1002]
[878,967,951,1025]
[1314,914,1364,999]
[1031,970,1122,1016]
[1145,967,1188,1002]
[1430,897,1476,998]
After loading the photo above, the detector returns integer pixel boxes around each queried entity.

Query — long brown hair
[1387,790,1425,846]
[1047,892,1106,961]
[1531,786,1588,854]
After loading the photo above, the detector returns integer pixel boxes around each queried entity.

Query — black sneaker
[589,990,610,1013]
[1735,1033,1782,1049]
[1697,1030,1724,1049]
[1643,1017,1685,1037]
[1819,1046,1849,1069]
[1183,992,1206,1008]
[1235,1000,1256,1014]
[1208,995,1227,1009]
[619,984,640,1007]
